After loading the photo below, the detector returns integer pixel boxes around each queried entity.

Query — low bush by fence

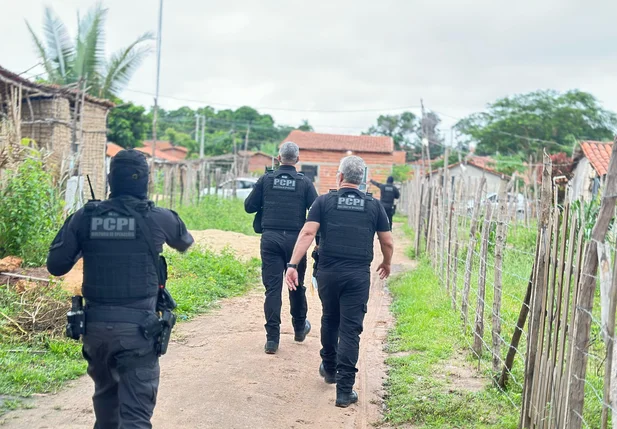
[401,142,617,429]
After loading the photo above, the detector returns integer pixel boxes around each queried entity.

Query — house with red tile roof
[142,140,188,160]
[428,156,508,194]
[571,140,613,200]
[280,130,405,195]
[106,142,124,158]
[135,146,182,162]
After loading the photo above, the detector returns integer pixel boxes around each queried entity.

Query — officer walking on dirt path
[244,141,318,354]
[370,176,400,231]
[285,155,393,408]
[47,149,194,429]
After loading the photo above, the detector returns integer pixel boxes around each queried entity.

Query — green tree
[107,101,148,148]
[298,120,313,132]
[27,3,153,99]
[456,90,617,157]
[163,128,197,156]
[365,112,418,151]
[418,111,445,159]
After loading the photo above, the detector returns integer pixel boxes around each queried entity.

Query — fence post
[446,189,454,295]
[414,179,425,257]
[498,266,533,389]
[473,202,492,358]
[521,152,552,428]
[462,177,486,327]
[492,178,508,373]
[607,248,617,429]
[567,140,617,429]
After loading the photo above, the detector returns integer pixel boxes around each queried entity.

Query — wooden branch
[462,176,486,327]
[493,178,509,374]
[473,202,492,358]
[521,151,553,428]
[567,138,617,429]
[0,272,50,282]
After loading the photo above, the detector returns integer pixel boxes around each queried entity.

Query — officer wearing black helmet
[370,176,400,231]
[244,141,318,354]
[285,155,393,408]
[47,149,194,428]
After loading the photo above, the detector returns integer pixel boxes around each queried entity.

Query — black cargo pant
[317,269,370,394]
[260,229,308,342]
[82,321,159,429]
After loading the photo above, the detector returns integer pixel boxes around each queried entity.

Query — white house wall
[570,158,595,201]
[446,164,504,194]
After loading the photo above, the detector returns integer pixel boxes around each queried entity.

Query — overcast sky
[2,0,617,139]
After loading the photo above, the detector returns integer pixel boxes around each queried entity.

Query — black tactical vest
[80,199,159,304]
[320,188,375,262]
[261,169,307,231]
[381,185,396,207]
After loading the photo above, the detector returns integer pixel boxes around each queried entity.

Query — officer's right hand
[377,262,391,280]
[285,268,299,291]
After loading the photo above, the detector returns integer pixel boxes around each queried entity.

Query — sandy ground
[0,225,414,429]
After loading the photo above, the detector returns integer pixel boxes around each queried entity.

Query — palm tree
[26,2,153,99]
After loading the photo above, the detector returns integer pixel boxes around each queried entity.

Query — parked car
[467,192,531,219]
[201,177,258,201]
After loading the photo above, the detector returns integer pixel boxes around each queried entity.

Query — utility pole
[195,114,201,157]
[151,0,164,187]
[421,99,432,181]
[200,115,206,159]
[242,122,251,174]
[232,131,238,197]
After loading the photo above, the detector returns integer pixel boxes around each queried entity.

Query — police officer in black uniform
[370,176,400,230]
[285,155,393,408]
[47,149,194,428]
[244,141,318,354]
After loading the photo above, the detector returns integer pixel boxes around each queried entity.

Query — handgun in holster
[311,248,319,276]
[155,255,177,356]
[66,295,85,340]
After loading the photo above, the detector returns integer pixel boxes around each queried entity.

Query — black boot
[264,341,279,354]
[335,390,358,408]
[294,320,311,342]
[319,363,336,384]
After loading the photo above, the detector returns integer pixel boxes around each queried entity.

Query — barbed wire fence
[400,141,617,429]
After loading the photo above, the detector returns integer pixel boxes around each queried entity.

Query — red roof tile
[142,140,174,151]
[282,130,394,153]
[467,156,496,170]
[135,147,181,162]
[580,141,614,176]
[106,142,124,157]
[162,146,188,153]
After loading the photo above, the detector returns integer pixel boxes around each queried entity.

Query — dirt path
[0,226,413,429]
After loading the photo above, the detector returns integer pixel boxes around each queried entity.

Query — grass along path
[384,257,519,428]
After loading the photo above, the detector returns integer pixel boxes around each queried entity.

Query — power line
[122,88,421,114]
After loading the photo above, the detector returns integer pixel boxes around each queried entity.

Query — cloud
[2,0,617,138]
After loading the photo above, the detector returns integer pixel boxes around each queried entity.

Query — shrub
[174,196,256,235]
[0,158,63,266]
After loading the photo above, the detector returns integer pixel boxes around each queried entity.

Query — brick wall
[248,153,274,173]
[297,149,395,195]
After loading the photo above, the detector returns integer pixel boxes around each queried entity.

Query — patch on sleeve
[90,212,136,239]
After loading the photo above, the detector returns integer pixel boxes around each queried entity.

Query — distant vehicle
[467,192,531,218]
[202,177,258,201]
